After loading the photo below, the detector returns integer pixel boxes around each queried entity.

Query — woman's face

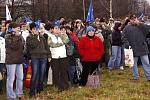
[12,26,21,36]
[14,26,20,33]
[87,30,95,36]
[118,26,122,31]
[32,27,38,35]
[77,22,81,28]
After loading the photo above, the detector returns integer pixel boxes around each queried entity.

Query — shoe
[18,96,26,100]
[120,66,124,70]
[78,86,82,88]
[131,78,139,81]
[108,68,112,72]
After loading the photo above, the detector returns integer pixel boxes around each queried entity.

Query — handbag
[86,71,100,88]
[0,72,3,81]
[124,46,134,68]
[47,67,53,85]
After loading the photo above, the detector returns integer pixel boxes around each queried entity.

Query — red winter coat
[78,35,104,62]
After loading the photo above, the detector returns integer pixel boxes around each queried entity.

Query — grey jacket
[123,24,150,57]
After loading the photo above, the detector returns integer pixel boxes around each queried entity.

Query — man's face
[60,28,66,33]
[21,24,27,31]
[53,26,60,34]
[130,18,139,25]
[0,26,6,32]
[60,18,65,23]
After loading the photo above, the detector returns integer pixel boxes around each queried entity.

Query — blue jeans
[120,46,125,66]
[68,65,76,84]
[29,58,47,96]
[108,46,121,69]
[6,64,23,99]
[133,55,150,80]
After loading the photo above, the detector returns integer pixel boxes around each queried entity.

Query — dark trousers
[51,57,70,90]
[79,61,99,86]
[100,47,110,67]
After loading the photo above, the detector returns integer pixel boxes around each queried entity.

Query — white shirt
[49,34,67,59]
[0,37,5,63]
[21,30,30,42]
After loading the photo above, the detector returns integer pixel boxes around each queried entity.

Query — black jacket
[112,30,122,46]
[123,24,150,57]
[26,33,51,59]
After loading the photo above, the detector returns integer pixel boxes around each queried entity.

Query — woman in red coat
[78,26,104,86]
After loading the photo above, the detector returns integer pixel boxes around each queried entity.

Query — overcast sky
[146,0,150,4]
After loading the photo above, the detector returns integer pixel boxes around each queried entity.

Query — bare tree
[1,0,150,21]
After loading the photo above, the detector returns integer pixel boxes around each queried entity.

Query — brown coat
[5,34,24,64]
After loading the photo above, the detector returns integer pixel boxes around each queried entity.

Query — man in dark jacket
[123,15,150,81]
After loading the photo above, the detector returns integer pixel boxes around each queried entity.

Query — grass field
[1,66,150,100]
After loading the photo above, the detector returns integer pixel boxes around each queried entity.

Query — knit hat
[52,20,60,28]
[86,26,95,33]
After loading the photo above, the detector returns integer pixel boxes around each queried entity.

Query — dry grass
[1,66,150,100]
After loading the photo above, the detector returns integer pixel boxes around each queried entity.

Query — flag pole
[83,0,86,19]
[110,0,113,18]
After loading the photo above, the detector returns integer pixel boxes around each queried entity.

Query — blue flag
[35,19,41,29]
[24,16,32,24]
[86,0,94,22]
[138,13,144,20]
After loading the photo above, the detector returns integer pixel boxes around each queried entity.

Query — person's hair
[5,20,12,27]
[60,17,64,20]
[129,14,136,20]
[20,22,26,26]
[29,22,36,30]
[75,21,82,28]
[8,22,20,28]
[100,17,106,22]
[114,22,122,31]
[44,22,52,31]
[60,26,65,30]
[121,18,130,30]
[65,25,71,30]
[7,22,20,35]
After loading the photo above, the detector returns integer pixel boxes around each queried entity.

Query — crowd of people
[0,15,150,99]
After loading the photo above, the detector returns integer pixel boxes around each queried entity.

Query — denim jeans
[108,46,121,69]
[132,55,150,80]
[29,58,47,96]
[6,64,23,99]
[120,46,125,66]
[68,65,76,84]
